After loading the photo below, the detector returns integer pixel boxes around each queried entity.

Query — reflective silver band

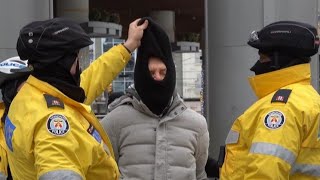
[39,170,82,180]
[250,142,296,165]
[0,172,6,180]
[225,130,239,144]
[291,163,320,177]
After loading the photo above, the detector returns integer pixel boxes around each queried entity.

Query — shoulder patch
[264,110,285,129]
[47,114,70,136]
[5,116,16,152]
[225,130,239,144]
[87,124,102,143]
[271,89,292,104]
[43,94,64,109]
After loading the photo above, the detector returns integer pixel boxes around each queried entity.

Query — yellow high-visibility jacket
[5,44,131,180]
[0,103,8,180]
[221,64,320,180]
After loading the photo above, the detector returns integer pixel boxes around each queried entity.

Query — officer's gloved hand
[205,156,220,178]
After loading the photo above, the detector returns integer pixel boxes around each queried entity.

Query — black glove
[205,156,220,178]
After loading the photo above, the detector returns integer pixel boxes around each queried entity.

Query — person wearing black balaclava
[5,17,148,180]
[133,17,176,116]
[101,17,209,180]
[221,21,320,180]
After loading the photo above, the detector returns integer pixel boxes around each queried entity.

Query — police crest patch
[264,110,285,129]
[47,114,70,136]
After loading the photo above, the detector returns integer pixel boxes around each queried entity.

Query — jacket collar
[26,75,90,111]
[132,94,186,121]
[248,63,311,99]
[110,87,186,119]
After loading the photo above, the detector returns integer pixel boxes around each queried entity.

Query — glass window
[85,37,137,119]
[113,81,125,92]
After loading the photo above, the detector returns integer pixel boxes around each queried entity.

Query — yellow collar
[26,75,90,110]
[248,64,311,99]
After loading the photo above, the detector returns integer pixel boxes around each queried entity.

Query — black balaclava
[134,17,176,116]
[250,51,310,75]
[32,51,86,102]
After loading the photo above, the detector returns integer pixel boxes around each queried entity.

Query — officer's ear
[259,53,272,63]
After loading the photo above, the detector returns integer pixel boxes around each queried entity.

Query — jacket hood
[134,17,176,116]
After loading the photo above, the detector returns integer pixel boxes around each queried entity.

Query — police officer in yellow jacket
[0,103,8,180]
[5,17,148,180]
[0,103,10,180]
[0,56,33,180]
[0,102,8,180]
[221,21,320,179]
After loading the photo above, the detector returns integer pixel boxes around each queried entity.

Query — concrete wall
[0,0,52,60]
[205,0,318,157]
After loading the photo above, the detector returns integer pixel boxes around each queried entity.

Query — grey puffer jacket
[101,88,209,180]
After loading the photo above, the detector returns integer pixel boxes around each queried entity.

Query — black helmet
[17,17,93,67]
[248,21,319,57]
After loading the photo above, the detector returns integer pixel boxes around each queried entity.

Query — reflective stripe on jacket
[221,64,320,180]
